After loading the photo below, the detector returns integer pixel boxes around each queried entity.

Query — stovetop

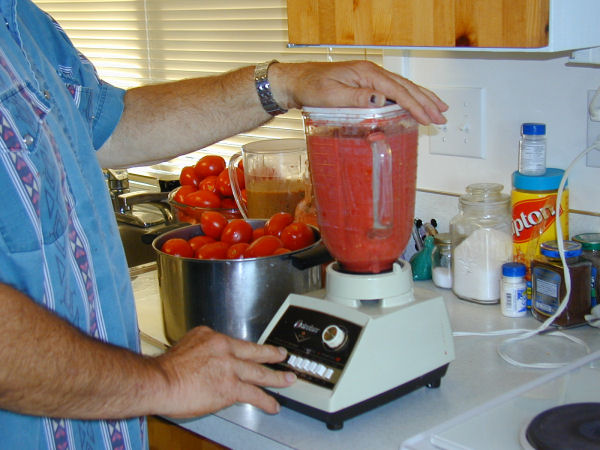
[402,349,600,450]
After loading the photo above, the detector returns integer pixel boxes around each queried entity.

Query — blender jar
[302,104,418,274]
[450,183,513,303]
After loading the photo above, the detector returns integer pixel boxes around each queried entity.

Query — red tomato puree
[306,124,418,273]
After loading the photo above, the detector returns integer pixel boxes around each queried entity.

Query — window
[34,0,381,177]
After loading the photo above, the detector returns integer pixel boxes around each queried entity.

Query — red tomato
[198,175,219,194]
[173,185,197,204]
[241,188,248,204]
[183,190,221,208]
[244,235,283,258]
[273,247,291,255]
[220,197,237,210]
[265,212,294,237]
[252,227,265,241]
[194,155,226,179]
[161,238,194,258]
[237,159,244,172]
[226,242,250,259]
[280,222,316,251]
[216,169,233,197]
[195,241,230,260]
[200,211,228,239]
[220,219,253,244]
[188,235,216,251]
[179,166,199,187]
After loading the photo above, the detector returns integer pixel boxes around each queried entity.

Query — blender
[258,104,455,430]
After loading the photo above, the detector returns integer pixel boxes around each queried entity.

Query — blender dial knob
[322,325,346,349]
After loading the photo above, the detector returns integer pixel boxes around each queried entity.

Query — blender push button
[324,368,334,379]
[315,364,327,377]
[287,354,298,367]
[307,361,318,373]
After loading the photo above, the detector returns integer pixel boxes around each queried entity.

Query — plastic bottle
[518,123,546,176]
[500,262,527,317]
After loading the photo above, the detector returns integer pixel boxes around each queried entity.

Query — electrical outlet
[587,89,600,168]
[427,87,484,158]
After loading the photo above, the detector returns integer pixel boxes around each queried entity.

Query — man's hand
[153,326,296,417]
[270,60,448,126]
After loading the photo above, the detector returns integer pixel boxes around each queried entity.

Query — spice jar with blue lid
[530,240,592,327]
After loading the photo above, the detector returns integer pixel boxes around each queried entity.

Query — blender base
[270,363,449,430]
[258,266,455,430]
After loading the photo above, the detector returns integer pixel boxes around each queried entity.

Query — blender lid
[302,103,406,121]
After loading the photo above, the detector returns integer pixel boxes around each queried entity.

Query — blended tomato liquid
[304,107,418,274]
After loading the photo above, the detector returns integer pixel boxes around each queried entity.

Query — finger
[227,338,288,364]
[236,383,282,414]
[235,358,297,388]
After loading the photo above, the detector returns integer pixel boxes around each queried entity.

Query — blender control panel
[263,306,363,389]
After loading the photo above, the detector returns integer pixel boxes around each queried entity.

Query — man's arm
[97,61,447,169]
[0,283,294,419]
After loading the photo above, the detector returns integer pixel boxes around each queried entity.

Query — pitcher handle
[368,132,393,238]
[228,151,249,219]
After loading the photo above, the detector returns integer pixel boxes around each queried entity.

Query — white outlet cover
[427,87,484,159]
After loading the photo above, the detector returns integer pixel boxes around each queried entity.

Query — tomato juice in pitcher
[302,105,418,274]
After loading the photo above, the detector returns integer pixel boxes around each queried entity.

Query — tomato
[244,235,283,258]
[265,212,294,237]
[198,175,219,194]
[241,188,247,204]
[173,185,197,204]
[188,235,216,251]
[220,219,253,244]
[179,166,199,187]
[183,190,221,208]
[280,222,316,251]
[200,210,228,239]
[194,155,226,179]
[161,238,194,258]
[195,241,230,260]
[220,197,237,210]
[216,169,233,197]
[252,227,265,241]
[273,247,291,255]
[226,242,250,259]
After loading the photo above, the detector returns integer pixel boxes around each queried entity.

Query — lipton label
[511,189,568,266]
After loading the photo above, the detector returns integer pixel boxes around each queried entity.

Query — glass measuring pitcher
[302,104,419,273]
[229,138,309,219]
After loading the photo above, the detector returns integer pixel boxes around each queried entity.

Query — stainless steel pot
[152,221,331,343]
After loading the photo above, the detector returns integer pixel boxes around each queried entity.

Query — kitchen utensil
[258,104,454,430]
[152,221,331,344]
[229,138,309,219]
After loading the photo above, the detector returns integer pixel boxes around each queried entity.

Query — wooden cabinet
[287,0,600,51]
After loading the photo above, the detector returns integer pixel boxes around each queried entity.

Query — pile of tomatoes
[172,154,245,212]
[160,211,316,260]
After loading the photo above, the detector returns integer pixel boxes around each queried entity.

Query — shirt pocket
[0,84,69,253]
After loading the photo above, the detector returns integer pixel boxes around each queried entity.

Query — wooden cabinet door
[287,0,549,48]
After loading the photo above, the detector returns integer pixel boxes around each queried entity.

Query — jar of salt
[450,183,513,304]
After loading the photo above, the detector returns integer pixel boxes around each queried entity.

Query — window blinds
[33,0,381,173]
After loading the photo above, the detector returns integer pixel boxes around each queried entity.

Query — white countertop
[131,265,600,450]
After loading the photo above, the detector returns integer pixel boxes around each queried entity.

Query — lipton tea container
[511,168,568,270]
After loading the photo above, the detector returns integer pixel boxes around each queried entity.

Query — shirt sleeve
[92,80,125,150]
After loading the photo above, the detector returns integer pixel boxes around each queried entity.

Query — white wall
[383,50,600,235]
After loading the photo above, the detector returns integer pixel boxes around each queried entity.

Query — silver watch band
[254,60,288,116]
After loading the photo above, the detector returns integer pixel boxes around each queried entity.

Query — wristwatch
[254,60,288,116]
